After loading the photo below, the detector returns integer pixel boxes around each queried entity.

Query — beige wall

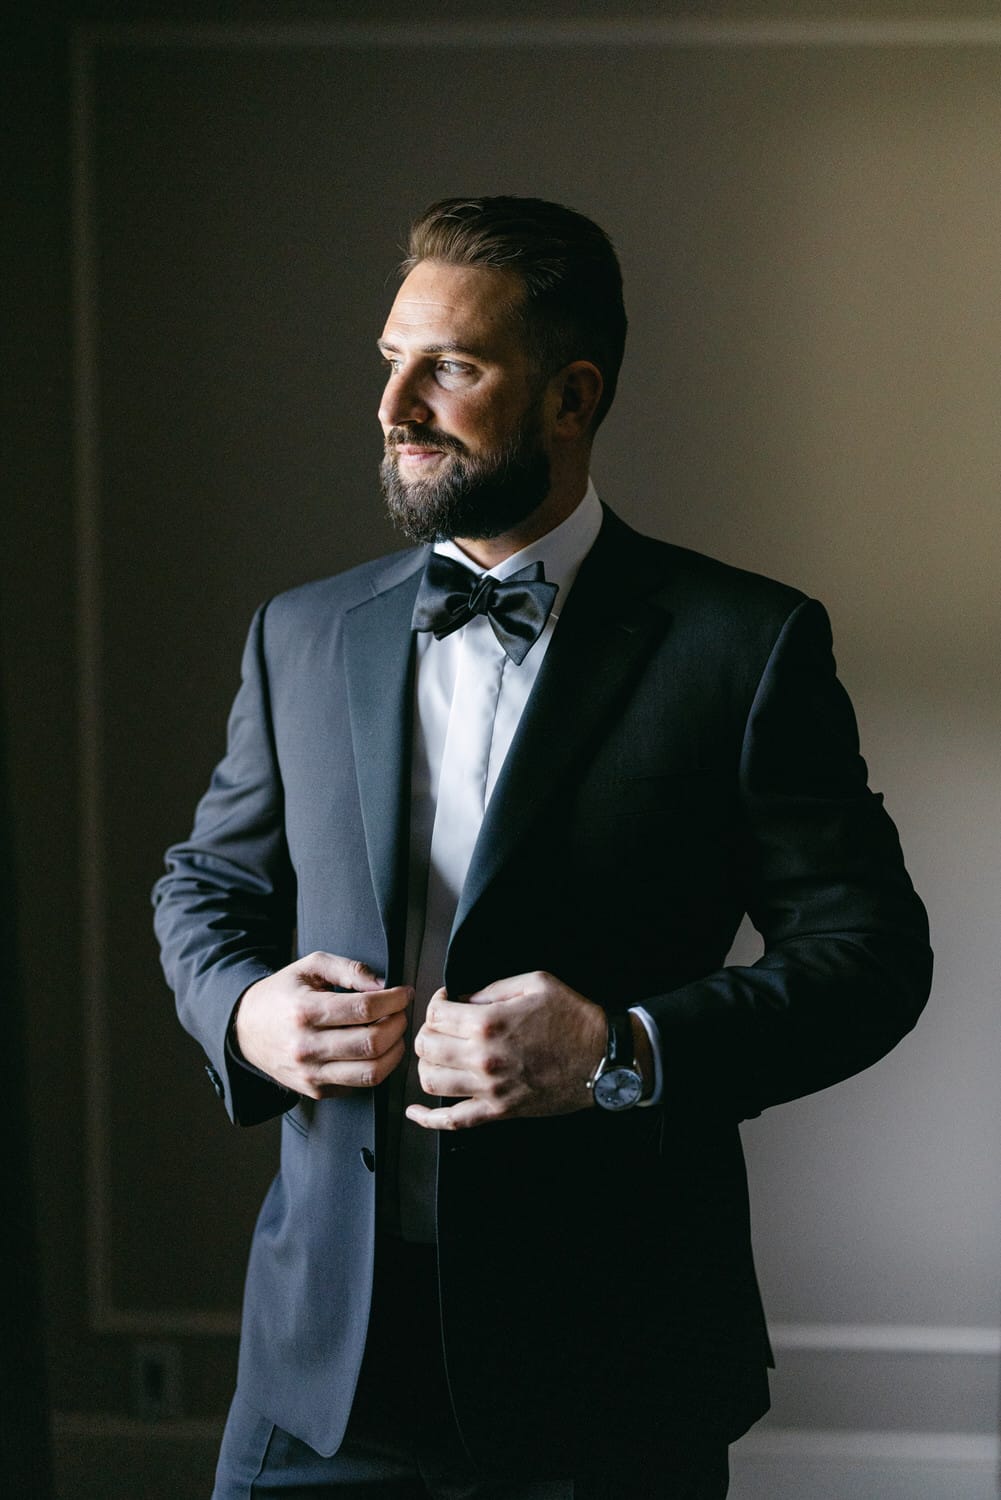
[6,9,1000,1496]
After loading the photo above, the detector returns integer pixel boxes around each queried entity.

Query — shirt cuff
[629,1006,664,1107]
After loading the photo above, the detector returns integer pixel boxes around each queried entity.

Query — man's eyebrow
[376,338,488,360]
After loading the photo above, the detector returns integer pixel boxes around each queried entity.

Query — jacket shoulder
[256,545,426,633]
[606,509,809,624]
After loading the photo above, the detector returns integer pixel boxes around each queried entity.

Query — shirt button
[359,1147,376,1173]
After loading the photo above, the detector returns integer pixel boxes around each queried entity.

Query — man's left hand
[406,970,610,1130]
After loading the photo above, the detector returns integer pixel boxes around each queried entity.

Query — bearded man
[154,196,931,1500]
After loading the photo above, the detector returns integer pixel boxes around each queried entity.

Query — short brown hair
[404,195,627,432]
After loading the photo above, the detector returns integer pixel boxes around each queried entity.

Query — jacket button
[360,1147,375,1172]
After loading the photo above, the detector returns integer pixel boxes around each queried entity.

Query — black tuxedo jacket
[153,506,931,1472]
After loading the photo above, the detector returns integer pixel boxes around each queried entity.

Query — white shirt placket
[399,616,507,1240]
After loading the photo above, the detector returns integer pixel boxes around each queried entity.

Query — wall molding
[76,18,1001,50]
[90,1319,1001,1346]
[770,1323,1001,1356]
[71,22,115,1338]
[734,1426,1000,1465]
[51,1411,999,1466]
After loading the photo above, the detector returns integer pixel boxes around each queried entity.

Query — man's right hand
[233,952,412,1098]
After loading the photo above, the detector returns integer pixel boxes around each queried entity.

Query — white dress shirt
[396,481,662,1241]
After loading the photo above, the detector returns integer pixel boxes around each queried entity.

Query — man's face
[377,259,552,543]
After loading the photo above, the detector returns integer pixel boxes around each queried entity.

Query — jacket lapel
[449,510,673,950]
[342,550,426,977]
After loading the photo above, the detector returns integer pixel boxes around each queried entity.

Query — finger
[466,970,549,1005]
[307,1036,407,1095]
[422,995,494,1038]
[313,1008,409,1063]
[296,951,386,992]
[406,1098,496,1130]
[312,985,413,1028]
[417,1060,484,1100]
[413,1026,473,1067]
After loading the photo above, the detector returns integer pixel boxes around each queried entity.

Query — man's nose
[379,368,431,430]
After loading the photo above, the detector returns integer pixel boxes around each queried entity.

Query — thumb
[466,972,533,1006]
[297,951,385,992]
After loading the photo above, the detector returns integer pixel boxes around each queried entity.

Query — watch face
[593,1066,643,1111]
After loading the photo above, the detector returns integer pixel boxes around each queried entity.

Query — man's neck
[451,471,591,570]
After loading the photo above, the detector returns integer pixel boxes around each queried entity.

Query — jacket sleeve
[641,597,932,1119]
[152,601,297,1125]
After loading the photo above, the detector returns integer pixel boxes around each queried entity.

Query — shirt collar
[433,479,603,620]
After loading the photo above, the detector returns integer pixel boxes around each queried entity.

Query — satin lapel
[342,552,426,977]
[449,511,673,946]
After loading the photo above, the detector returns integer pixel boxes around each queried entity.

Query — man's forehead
[380,260,525,351]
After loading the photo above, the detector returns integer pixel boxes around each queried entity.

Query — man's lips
[391,444,455,470]
[386,426,464,461]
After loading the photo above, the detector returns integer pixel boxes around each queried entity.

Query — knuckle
[346,993,371,1023]
[479,1013,505,1040]
[360,1026,382,1059]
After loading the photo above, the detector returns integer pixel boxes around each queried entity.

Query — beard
[380,410,551,544]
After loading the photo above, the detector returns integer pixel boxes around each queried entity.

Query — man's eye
[435,360,477,387]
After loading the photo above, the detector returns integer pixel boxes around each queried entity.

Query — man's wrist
[227,978,278,1082]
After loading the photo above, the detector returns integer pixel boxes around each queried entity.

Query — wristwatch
[587,1012,644,1111]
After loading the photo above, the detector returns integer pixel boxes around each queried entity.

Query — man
[153,196,932,1499]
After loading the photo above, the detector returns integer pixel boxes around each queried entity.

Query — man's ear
[553,362,603,438]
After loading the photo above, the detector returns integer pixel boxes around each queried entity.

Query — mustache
[385,425,466,456]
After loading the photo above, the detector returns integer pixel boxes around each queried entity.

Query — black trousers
[212,1239,729,1499]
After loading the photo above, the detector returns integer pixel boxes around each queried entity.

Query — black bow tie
[412,553,558,666]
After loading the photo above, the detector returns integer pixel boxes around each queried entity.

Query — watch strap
[604,1011,634,1069]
